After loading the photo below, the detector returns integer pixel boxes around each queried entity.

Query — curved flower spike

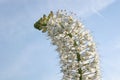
[34,10,101,80]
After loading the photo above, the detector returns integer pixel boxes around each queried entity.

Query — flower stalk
[34,10,101,80]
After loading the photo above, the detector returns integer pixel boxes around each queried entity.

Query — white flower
[34,10,101,80]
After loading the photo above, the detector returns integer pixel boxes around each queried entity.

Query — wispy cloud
[47,0,115,17]
[0,0,116,22]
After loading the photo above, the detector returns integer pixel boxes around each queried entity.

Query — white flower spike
[34,10,101,80]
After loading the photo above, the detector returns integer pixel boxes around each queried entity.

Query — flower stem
[76,52,82,80]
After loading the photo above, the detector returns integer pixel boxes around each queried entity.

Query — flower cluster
[34,10,101,80]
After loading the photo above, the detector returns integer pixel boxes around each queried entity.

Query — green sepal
[42,27,47,33]
[42,23,47,26]
[34,21,42,30]
[67,33,72,38]
[74,40,77,46]
[59,23,64,28]
[34,11,53,32]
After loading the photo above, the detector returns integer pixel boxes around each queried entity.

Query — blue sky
[0,0,120,80]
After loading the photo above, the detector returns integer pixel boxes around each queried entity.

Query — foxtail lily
[34,10,101,80]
